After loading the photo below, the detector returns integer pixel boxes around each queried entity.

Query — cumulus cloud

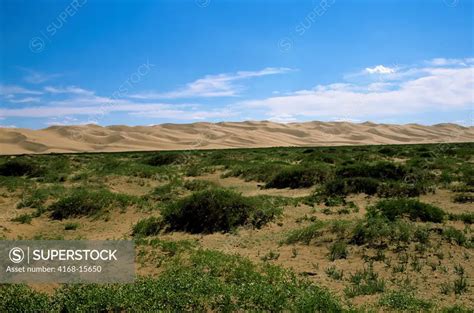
[240,59,474,121]
[365,65,396,74]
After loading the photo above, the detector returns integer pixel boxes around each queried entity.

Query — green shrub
[0,250,343,312]
[448,213,474,224]
[380,290,432,311]
[132,216,164,237]
[453,193,474,203]
[0,284,49,312]
[0,158,43,177]
[351,217,392,246]
[325,266,344,280]
[336,161,406,180]
[162,188,276,233]
[11,213,33,224]
[324,177,379,196]
[443,227,468,246]
[266,165,330,189]
[376,181,429,198]
[183,179,217,191]
[145,152,185,166]
[225,162,285,183]
[328,241,348,261]
[149,181,183,202]
[64,222,79,230]
[49,188,137,220]
[284,222,325,245]
[369,199,445,223]
[345,264,385,297]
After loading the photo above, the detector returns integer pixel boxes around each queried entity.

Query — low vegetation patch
[283,221,325,245]
[336,161,406,180]
[266,165,330,189]
[11,213,33,224]
[448,212,474,224]
[145,152,185,166]
[0,158,43,177]
[453,193,474,203]
[0,250,343,312]
[344,264,385,297]
[368,198,445,223]
[379,290,433,311]
[162,188,280,233]
[323,177,379,196]
[132,216,164,237]
[49,188,140,220]
[328,241,348,261]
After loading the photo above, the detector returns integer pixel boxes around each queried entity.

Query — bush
[0,159,43,177]
[448,213,474,224]
[11,213,33,224]
[284,222,325,245]
[266,165,330,189]
[64,222,79,230]
[49,188,137,220]
[380,290,432,311]
[162,188,276,233]
[369,199,445,223]
[336,161,406,180]
[183,179,217,191]
[453,193,474,203]
[225,162,285,183]
[149,181,183,202]
[0,250,343,312]
[146,152,185,166]
[376,181,429,198]
[328,241,348,261]
[132,216,163,237]
[351,217,392,246]
[324,177,379,196]
[0,284,49,312]
[443,227,468,246]
[344,264,385,297]
[325,266,344,280]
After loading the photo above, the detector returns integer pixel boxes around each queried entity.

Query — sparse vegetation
[49,188,141,220]
[344,264,385,297]
[0,250,343,312]
[368,198,445,223]
[328,241,348,261]
[11,213,33,224]
[0,143,473,311]
[132,216,164,237]
[283,221,325,245]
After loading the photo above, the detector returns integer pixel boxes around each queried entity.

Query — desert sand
[0,121,473,155]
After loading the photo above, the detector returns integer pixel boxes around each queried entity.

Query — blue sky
[0,0,472,129]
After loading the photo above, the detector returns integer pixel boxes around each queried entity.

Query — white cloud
[426,58,473,67]
[130,67,293,99]
[21,69,61,84]
[365,65,396,74]
[0,100,234,121]
[8,97,41,103]
[0,85,43,96]
[240,60,474,121]
[44,86,94,96]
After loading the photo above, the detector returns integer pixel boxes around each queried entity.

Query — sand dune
[0,121,473,155]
